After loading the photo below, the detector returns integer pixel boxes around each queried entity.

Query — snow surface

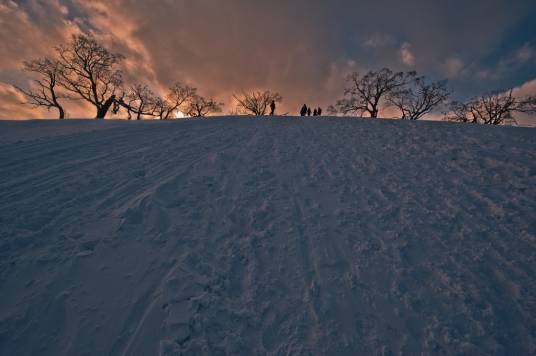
[0,117,535,355]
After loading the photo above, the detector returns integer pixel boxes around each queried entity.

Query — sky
[1,0,535,122]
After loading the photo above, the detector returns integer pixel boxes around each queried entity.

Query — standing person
[317,107,322,116]
[307,107,312,116]
[300,104,308,116]
[313,109,318,116]
[270,100,276,116]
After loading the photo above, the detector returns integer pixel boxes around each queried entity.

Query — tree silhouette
[446,89,536,125]
[233,90,282,116]
[333,68,416,118]
[152,82,197,119]
[117,84,157,120]
[56,35,124,119]
[388,77,449,120]
[14,58,67,119]
[185,94,223,117]
[115,92,136,120]
[326,105,338,115]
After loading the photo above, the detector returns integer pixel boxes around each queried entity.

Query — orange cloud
[0,83,49,119]
[0,0,79,69]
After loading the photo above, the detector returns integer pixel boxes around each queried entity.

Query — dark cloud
[1,0,535,119]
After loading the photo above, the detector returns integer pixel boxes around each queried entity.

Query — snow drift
[0,117,535,355]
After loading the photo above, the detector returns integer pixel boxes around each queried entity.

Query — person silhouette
[307,108,312,116]
[300,104,308,116]
[317,107,322,116]
[313,109,318,116]
[270,100,276,115]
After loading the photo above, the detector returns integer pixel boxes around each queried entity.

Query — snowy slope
[0,117,535,355]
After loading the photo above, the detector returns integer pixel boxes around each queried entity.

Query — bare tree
[388,77,449,120]
[117,84,156,120]
[326,105,339,115]
[151,97,171,120]
[151,82,197,119]
[446,89,536,125]
[114,91,136,120]
[333,68,416,118]
[233,90,283,116]
[185,94,224,117]
[56,35,124,119]
[14,58,67,119]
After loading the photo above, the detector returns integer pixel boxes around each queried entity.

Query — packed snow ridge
[1,117,535,355]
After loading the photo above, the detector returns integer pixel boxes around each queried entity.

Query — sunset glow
[0,1,534,122]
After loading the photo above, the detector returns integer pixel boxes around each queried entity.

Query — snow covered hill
[1,117,535,355]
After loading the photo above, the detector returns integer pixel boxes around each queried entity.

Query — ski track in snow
[0,117,536,355]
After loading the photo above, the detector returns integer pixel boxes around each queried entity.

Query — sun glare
[175,111,186,119]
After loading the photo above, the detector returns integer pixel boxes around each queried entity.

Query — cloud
[515,43,536,63]
[512,78,536,98]
[476,70,495,80]
[65,0,342,114]
[363,33,396,49]
[0,0,79,69]
[70,1,160,90]
[0,0,86,118]
[512,78,536,127]
[498,43,536,72]
[400,43,416,67]
[442,57,465,78]
[474,43,536,82]
[0,83,49,119]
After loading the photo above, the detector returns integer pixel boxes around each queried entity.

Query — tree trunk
[96,95,116,119]
[58,106,65,120]
[369,103,379,118]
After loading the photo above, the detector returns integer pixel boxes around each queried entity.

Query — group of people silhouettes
[268,100,322,117]
[300,104,322,117]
